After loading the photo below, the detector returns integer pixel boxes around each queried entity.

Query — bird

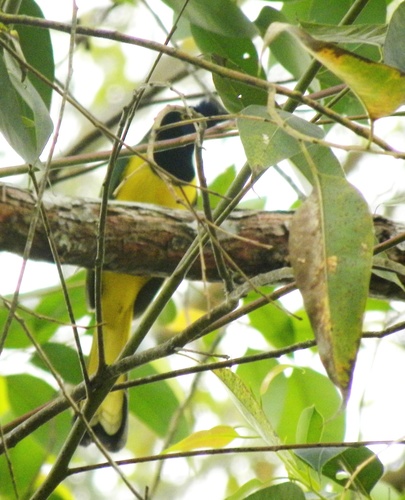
[80,100,224,452]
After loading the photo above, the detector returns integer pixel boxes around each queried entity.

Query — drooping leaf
[0,51,39,163]
[296,446,384,495]
[164,425,239,453]
[0,49,53,163]
[288,177,374,398]
[264,23,405,120]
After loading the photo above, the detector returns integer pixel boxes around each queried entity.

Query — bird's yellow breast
[114,156,197,208]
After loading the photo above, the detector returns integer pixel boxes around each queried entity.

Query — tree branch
[1,182,405,300]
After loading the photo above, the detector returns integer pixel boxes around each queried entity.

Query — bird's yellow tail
[81,272,148,451]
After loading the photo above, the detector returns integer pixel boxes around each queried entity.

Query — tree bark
[1,182,405,300]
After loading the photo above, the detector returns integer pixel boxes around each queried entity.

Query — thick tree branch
[1,182,405,299]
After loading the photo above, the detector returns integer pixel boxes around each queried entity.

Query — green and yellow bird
[81,100,223,451]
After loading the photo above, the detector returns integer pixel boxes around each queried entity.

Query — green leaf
[237,105,324,173]
[372,255,405,293]
[0,433,46,498]
[236,350,279,401]
[289,143,344,183]
[0,50,53,163]
[214,368,299,476]
[300,22,386,46]
[31,343,82,385]
[262,366,345,444]
[289,177,374,397]
[212,58,268,112]
[129,363,189,440]
[0,51,38,163]
[190,25,266,112]
[244,293,314,349]
[295,405,324,444]
[17,0,55,109]
[264,23,405,119]
[250,301,294,347]
[296,446,384,495]
[366,297,391,314]
[256,7,313,82]
[41,482,75,500]
[245,482,305,500]
[215,368,279,444]
[165,425,239,453]
[200,165,236,210]
[4,271,88,349]
[7,374,70,451]
[192,25,261,77]
[281,0,314,23]
[384,2,405,72]
[156,298,177,326]
[308,0,386,26]
[163,0,257,38]
[237,196,267,210]
[245,294,296,349]
[7,374,55,417]
[0,305,28,349]
[225,479,264,500]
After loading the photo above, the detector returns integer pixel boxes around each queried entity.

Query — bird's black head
[153,100,225,182]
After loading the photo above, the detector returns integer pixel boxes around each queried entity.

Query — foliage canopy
[1,0,405,498]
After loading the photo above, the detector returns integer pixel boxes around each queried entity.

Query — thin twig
[67,436,405,475]
[194,110,234,294]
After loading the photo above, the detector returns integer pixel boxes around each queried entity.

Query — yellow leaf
[165,307,205,334]
[0,377,10,415]
[265,23,405,120]
[164,425,240,453]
